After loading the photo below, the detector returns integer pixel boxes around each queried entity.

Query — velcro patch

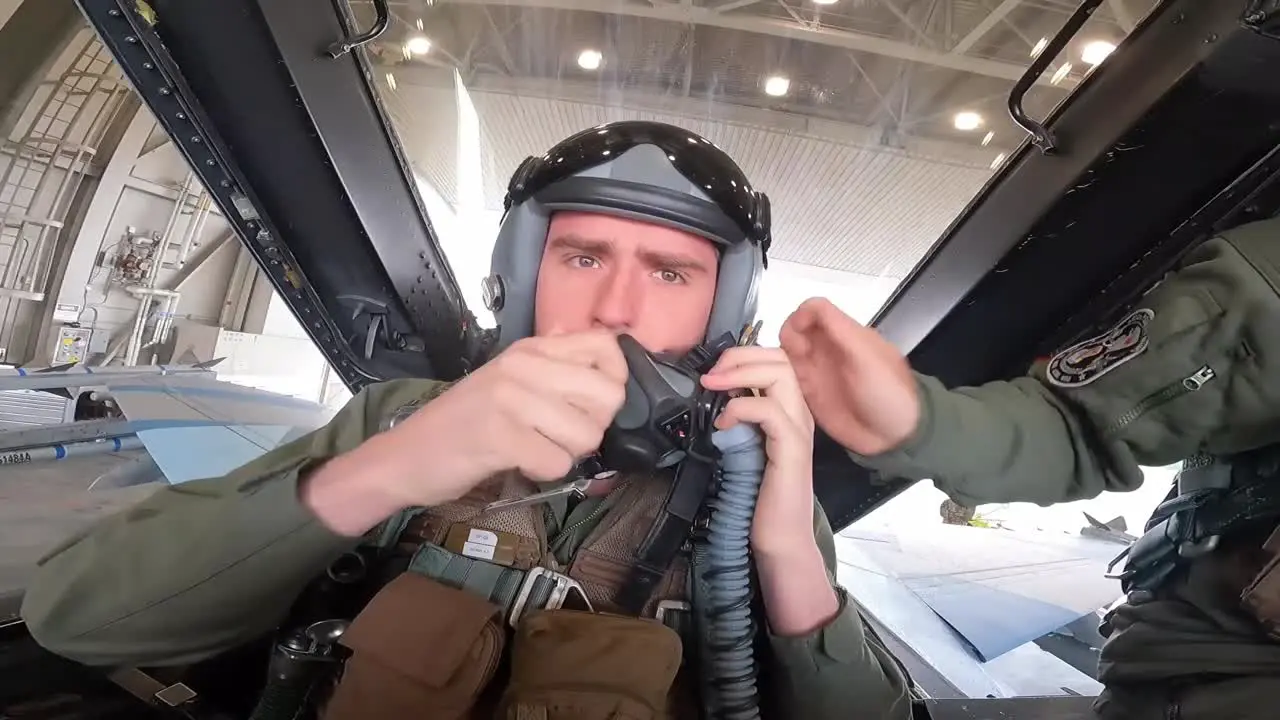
[1046,308,1154,388]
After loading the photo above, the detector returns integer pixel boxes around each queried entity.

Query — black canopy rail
[79,0,478,389]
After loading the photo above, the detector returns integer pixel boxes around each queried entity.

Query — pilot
[21,121,912,719]
[780,217,1280,720]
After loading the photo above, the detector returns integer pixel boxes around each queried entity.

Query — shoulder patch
[1046,309,1154,388]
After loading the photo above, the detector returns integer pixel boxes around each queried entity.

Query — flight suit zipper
[551,479,631,547]
[1105,365,1216,437]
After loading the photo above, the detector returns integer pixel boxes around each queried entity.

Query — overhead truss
[442,0,1067,85]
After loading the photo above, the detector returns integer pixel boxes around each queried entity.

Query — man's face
[533,211,720,354]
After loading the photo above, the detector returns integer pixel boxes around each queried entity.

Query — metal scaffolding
[0,30,131,363]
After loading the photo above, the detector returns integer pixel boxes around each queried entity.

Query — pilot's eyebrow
[548,233,711,274]
[547,234,614,256]
[638,249,711,274]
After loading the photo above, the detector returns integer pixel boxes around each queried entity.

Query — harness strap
[1111,451,1280,594]
[105,668,201,717]
[618,455,712,614]
[370,508,422,551]
[409,543,592,627]
[1197,481,1280,537]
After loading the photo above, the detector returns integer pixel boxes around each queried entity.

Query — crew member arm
[20,378,448,668]
[856,227,1280,507]
[763,502,913,720]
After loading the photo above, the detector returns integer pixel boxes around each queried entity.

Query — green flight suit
[19,379,912,719]
[854,217,1280,719]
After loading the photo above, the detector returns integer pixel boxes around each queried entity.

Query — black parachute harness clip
[1106,489,1224,593]
[1108,451,1280,596]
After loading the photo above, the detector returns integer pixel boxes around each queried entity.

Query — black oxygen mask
[600,332,738,473]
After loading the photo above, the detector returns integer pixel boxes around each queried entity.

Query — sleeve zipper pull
[1182,365,1216,391]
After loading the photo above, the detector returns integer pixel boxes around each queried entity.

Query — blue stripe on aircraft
[127,418,296,432]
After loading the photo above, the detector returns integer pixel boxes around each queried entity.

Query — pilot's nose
[591,267,640,332]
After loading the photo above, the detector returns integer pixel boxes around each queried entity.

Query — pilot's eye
[657,269,685,284]
[571,255,600,269]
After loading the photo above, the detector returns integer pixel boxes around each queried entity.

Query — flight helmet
[481,120,772,349]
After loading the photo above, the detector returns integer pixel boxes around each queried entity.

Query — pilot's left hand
[701,346,816,556]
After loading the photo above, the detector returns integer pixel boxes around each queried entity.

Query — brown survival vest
[321,471,699,720]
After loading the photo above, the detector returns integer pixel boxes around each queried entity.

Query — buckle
[655,599,691,624]
[508,566,594,628]
[1168,503,1221,559]
[106,667,198,709]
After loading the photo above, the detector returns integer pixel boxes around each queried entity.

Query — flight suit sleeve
[763,501,914,720]
[853,229,1280,507]
[20,378,451,669]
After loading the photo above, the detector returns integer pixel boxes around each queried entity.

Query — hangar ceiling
[363,0,1157,277]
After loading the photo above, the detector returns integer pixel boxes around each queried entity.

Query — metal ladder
[0,30,131,362]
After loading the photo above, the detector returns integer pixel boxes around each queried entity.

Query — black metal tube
[1007,0,1106,154]
[326,0,389,58]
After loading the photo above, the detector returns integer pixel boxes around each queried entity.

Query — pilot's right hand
[380,330,629,507]
[780,298,920,457]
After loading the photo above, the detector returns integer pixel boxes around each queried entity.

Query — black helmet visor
[506,121,771,256]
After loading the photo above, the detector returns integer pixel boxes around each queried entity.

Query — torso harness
[252,328,772,720]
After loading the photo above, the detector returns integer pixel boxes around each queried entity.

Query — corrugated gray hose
[701,422,767,720]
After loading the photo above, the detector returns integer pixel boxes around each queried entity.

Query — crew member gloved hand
[779,298,921,458]
[702,344,841,637]
[701,345,815,556]
[384,330,629,506]
[303,330,629,536]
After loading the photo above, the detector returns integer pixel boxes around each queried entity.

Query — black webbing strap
[616,455,713,615]
[1197,481,1280,538]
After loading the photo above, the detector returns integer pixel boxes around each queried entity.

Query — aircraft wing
[105,373,337,485]
[835,523,1120,698]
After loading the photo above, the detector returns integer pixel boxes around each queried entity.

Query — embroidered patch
[1047,308,1154,388]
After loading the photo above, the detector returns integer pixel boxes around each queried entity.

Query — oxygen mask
[600,330,747,474]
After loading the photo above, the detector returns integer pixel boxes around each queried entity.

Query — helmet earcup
[707,239,764,342]
[487,199,551,350]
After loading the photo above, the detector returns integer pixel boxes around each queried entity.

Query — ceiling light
[953,111,983,131]
[404,35,431,55]
[1051,62,1073,85]
[982,131,994,147]
[1081,40,1116,66]
[415,18,424,31]
[1030,37,1048,58]
[812,0,839,4]
[577,49,603,70]
[385,72,397,91]
[764,75,790,97]
[990,152,1007,170]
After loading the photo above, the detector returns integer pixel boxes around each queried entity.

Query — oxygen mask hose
[703,422,767,720]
